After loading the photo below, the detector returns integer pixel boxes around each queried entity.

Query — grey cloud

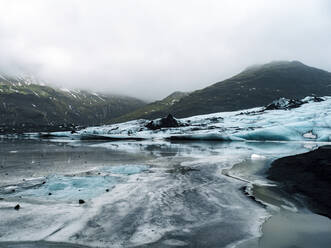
[0,0,330,100]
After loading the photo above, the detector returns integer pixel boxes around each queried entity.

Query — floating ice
[303,131,317,139]
[251,154,266,160]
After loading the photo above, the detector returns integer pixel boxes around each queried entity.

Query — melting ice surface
[102,164,149,175]
[12,175,118,201]
[1,139,330,248]
[3,165,149,201]
[34,96,331,142]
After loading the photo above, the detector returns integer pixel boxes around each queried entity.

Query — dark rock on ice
[265,96,325,111]
[146,114,181,130]
[311,96,324,102]
[265,98,304,110]
[166,166,199,175]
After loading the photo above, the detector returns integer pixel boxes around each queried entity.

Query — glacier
[30,96,331,142]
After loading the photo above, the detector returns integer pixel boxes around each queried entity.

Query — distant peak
[244,60,307,72]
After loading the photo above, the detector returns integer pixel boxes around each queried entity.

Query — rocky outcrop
[265,96,325,110]
[268,146,331,218]
[146,114,181,130]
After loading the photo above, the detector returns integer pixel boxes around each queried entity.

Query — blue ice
[11,175,119,201]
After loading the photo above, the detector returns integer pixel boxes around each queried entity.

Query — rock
[14,204,20,210]
[312,96,325,102]
[268,145,331,218]
[265,96,325,111]
[166,166,199,175]
[265,98,304,110]
[146,114,180,130]
[79,199,85,204]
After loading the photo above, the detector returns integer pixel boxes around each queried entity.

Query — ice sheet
[27,96,331,143]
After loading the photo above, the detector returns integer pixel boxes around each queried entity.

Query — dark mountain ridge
[118,61,331,121]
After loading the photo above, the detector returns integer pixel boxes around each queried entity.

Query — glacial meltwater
[0,138,330,248]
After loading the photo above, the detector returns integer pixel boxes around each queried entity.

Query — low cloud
[0,0,330,100]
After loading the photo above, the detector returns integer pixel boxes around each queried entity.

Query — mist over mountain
[0,74,146,133]
[116,61,331,121]
[1,1,331,100]
[2,60,331,132]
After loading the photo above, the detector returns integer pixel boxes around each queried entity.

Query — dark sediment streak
[268,145,331,218]
[0,241,90,248]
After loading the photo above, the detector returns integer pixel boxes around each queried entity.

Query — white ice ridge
[40,96,331,142]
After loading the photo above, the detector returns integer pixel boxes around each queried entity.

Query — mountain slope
[169,61,331,117]
[118,61,331,121]
[0,74,146,132]
[111,91,188,123]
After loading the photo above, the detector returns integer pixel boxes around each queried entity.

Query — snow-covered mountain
[0,73,146,133]
[36,96,331,142]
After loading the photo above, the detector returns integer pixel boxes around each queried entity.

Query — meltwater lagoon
[0,138,330,248]
[1,98,331,247]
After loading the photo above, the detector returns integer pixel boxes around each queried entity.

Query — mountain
[0,74,146,133]
[117,61,331,121]
[111,91,189,123]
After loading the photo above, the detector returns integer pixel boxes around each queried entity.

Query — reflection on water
[0,138,330,248]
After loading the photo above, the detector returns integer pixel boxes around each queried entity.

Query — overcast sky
[0,0,330,100]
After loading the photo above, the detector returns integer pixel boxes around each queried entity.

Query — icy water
[0,139,330,248]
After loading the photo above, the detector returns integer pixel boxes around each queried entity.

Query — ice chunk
[303,131,317,139]
[251,154,266,160]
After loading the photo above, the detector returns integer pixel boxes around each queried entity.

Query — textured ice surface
[1,165,149,202]
[0,140,319,247]
[30,96,331,142]
[9,175,118,201]
[2,97,331,248]
[102,164,149,175]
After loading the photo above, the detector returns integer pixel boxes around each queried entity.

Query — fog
[0,0,330,100]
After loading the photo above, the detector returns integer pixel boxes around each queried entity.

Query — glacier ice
[0,138,321,247]
[102,164,149,175]
[3,165,149,201]
[8,175,119,201]
[25,96,331,142]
